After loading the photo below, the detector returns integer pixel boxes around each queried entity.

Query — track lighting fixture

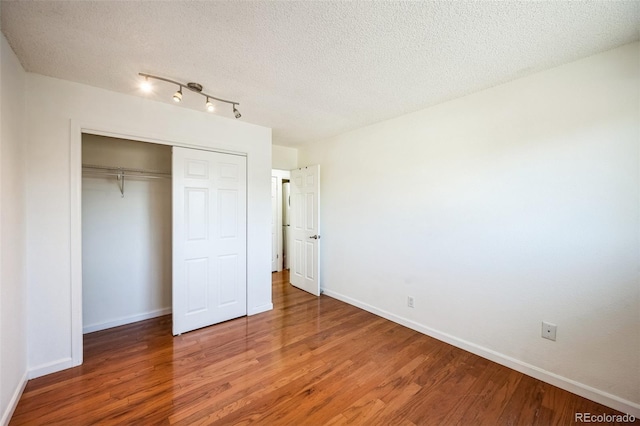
[172,87,182,103]
[205,97,215,112]
[139,73,240,118]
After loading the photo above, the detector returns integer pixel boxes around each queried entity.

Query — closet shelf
[82,163,171,197]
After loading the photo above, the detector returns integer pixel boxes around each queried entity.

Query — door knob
[309,235,320,239]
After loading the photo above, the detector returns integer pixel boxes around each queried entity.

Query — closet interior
[82,134,172,333]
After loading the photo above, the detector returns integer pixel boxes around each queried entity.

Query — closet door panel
[172,147,247,335]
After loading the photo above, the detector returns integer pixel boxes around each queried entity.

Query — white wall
[82,135,172,333]
[25,74,273,378]
[299,42,640,414]
[272,144,297,170]
[0,34,28,425]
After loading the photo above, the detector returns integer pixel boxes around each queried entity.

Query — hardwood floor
[11,270,636,425]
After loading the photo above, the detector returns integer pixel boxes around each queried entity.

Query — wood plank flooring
[11,270,636,425]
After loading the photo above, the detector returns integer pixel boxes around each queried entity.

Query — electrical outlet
[407,296,414,308]
[541,321,557,341]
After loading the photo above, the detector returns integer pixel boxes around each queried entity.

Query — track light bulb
[140,77,152,93]
[173,87,182,103]
[233,106,241,119]
[206,98,215,112]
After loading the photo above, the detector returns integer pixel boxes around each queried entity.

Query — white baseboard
[1,371,27,426]
[27,356,75,379]
[248,302,273,316]
[322,288,640,418]
[83,307,172,334]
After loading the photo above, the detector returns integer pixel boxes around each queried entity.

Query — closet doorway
[81,134,248,338]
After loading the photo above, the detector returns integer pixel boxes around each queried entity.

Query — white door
[290,165,320,296]
[172,147,247,335]
[271,176,278,272]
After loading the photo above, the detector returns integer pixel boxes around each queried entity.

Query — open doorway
[271,170,290,272]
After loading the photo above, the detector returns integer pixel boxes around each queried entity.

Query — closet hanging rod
[82,164,171,198]
[82,163,171,178]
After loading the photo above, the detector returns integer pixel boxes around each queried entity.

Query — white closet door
[172,147,247,335]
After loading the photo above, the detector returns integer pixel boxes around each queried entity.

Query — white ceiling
[1,1,639,147]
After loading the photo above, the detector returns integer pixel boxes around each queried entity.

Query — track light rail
[138,73,241,118]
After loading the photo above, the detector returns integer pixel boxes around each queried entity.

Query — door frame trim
[70,120,248,367]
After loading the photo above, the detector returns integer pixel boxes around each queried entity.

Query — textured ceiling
[1,1,639,147]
